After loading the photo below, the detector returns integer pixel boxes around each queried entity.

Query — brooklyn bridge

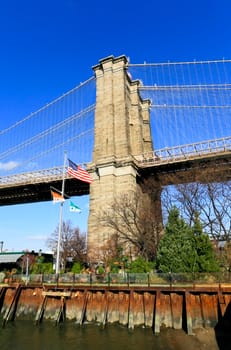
[0,55,230,256]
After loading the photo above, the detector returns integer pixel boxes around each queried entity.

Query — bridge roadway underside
[138,154,231,186]
[0,178,90,206]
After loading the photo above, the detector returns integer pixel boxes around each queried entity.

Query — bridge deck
[0,137,230,206]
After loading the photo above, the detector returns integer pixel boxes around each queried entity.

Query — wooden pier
[0,283,231,334]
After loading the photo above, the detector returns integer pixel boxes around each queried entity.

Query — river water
[1,322,157,350]
[0,320,220,350]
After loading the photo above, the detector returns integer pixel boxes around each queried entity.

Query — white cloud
[25,161,38,170]
[0,161,19,171]
[27,235,47,241]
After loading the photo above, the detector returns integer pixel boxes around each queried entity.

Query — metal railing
[0,167,71,188]
[2,271,231,287]
[134,136,231,168]
[1,137,230,188]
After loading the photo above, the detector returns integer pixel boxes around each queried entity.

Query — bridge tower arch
[87,55,161,262]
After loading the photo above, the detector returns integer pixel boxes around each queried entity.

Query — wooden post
[128,290,134,329]
[154,291,161,334]
[185,291,194,335]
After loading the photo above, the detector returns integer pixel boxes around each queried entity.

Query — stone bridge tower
[87,55,159,262]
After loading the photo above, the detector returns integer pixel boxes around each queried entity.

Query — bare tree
[47,220,86,271]
[97,233,120,267]
[162,181,231,241]
[223,242,231,271]
[19,253,36,274]
[100,192,161,261]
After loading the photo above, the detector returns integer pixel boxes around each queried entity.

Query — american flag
[67,159,93,184]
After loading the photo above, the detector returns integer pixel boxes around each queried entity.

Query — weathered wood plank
[42,291,71,297]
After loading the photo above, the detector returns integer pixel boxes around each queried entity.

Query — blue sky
[0,0,231,253]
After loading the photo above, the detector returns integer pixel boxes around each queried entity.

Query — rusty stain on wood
[1,284,231,334]
[185,291,193,335]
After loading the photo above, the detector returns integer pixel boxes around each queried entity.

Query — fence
[3,271,231,287]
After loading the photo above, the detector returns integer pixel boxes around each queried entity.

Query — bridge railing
[0,166,70,188]
[0,136,230,188]
[134,136,231,167]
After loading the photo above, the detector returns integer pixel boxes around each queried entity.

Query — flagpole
[55,151,67,275]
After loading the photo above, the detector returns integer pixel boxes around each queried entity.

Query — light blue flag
[70,201,81,213]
